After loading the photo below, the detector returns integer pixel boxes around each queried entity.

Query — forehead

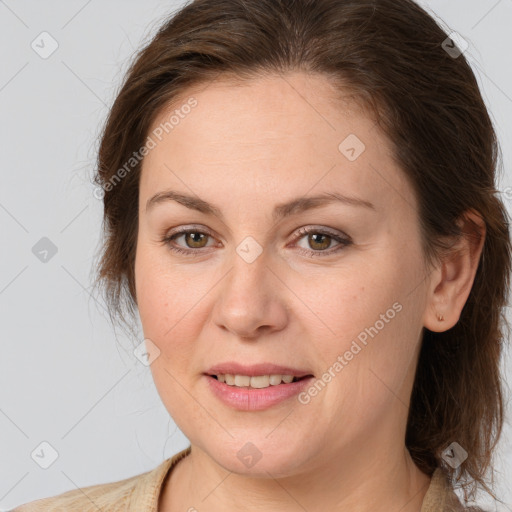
[140,72,416,218]
[149,71,370,142]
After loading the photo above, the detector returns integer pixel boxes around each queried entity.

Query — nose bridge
[225,239,270,310]
[213,237,288,338]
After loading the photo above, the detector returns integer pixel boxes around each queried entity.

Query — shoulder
[422,467,487,512]
[12,470,144,512]
[11,449,191,512]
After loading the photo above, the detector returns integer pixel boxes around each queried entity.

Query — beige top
[13,446,476,511]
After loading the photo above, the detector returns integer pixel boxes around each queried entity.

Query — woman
[15,0,511,510]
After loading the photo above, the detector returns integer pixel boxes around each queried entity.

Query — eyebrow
[145,190,376,221]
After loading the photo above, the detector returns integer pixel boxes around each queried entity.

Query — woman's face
[135,72,432,476]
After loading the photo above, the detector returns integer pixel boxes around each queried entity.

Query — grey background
[0,1,511,510]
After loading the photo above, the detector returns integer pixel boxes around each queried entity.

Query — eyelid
[163,224,217,241]
[292,224,350,240]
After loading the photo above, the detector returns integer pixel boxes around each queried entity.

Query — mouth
[206,373,313,389]
[204,371,315,411]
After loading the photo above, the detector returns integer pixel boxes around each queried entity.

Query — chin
[200,435,312,478]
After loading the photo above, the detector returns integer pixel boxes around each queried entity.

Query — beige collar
[145,448,468,512]
[421,467,467,511]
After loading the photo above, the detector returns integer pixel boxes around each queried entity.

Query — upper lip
[205,362,313,378]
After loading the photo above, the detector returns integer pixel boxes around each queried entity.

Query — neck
[160,440,431,512]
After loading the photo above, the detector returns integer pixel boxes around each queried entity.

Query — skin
[134,71,485,512]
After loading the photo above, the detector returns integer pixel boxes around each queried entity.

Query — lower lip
[204,375,314,411]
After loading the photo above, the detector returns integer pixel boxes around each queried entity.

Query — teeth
[214,374,299,388]
[269,374,283,385]
[234,375,250,387]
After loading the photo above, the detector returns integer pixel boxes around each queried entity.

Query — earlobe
[423,262,449,333]
[423,209,486,333]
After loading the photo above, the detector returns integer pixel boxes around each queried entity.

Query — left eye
[162,226,352,257]
[292,227,352,256]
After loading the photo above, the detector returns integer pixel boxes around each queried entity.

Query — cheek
[332,261,424,410]
[135,251,206,420]
[305,247,423,375]
[291,264,398,355]
[135,247,195,351]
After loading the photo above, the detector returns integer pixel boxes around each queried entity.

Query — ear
[423,209,486,333]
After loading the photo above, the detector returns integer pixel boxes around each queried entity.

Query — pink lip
[204,374,315,411]
[205,362,312,378]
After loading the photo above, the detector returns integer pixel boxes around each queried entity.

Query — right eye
[162,227,217,255]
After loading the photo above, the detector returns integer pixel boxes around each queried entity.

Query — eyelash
[161,226,352,258]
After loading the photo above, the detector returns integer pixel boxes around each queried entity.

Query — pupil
[310,233,329,250]
[187,232,206,247]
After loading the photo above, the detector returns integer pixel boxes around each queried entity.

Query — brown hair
[92,0,512,504]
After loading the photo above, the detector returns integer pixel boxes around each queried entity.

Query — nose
[212,246,289,340]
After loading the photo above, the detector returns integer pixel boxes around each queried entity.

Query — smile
[205,374,314,411]
[211,373,305,388]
